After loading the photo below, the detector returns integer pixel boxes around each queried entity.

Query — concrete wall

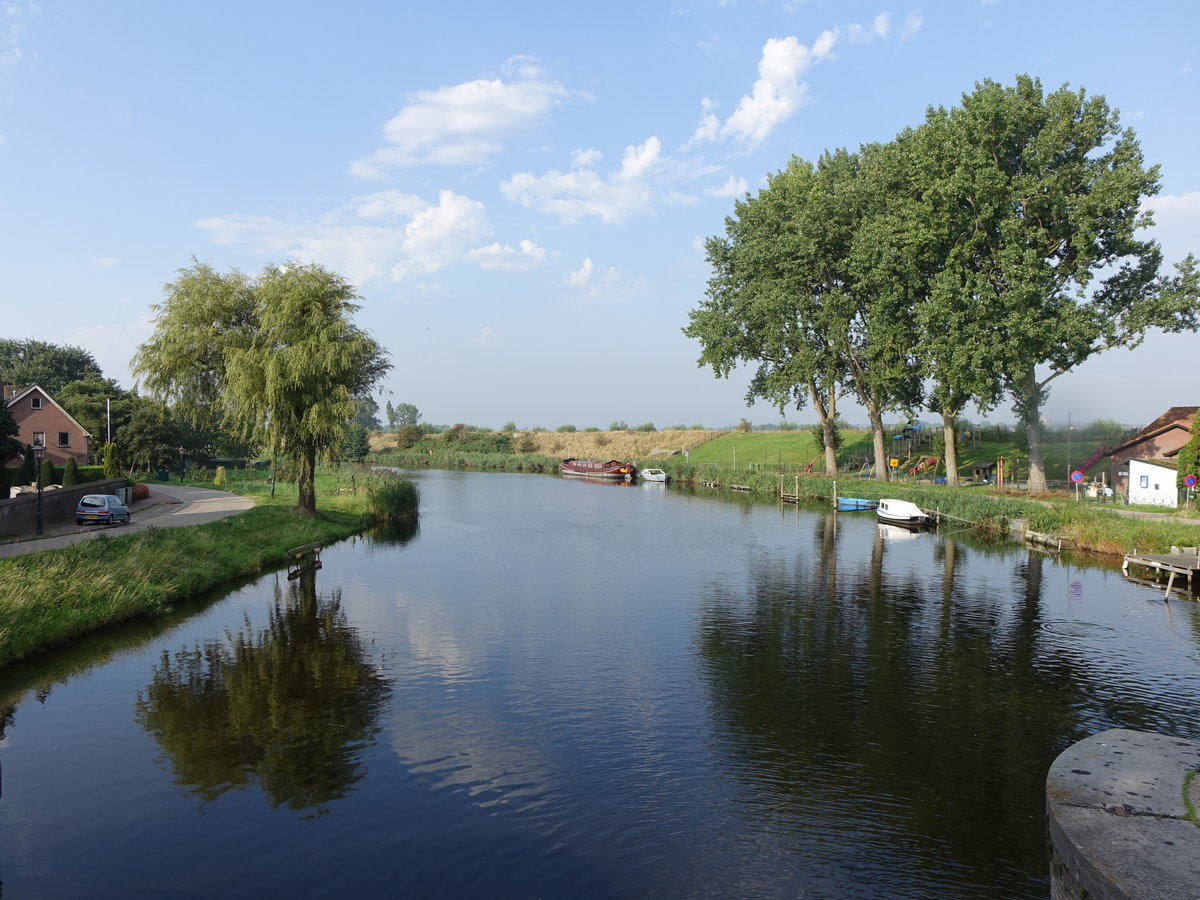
[1047,729,1200,899]
[0,479,129,537]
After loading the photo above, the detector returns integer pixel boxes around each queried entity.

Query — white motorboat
[876,498,930,529]
[641,468,669,483]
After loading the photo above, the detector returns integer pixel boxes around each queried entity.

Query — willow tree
[921,76,1199,492]
[135,260,390,514]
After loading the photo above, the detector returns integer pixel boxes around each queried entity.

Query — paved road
[0,484,255,559]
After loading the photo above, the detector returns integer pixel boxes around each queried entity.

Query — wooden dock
[1122,547,1200,598]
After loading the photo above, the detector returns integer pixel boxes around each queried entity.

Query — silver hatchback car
[75,493,131,526]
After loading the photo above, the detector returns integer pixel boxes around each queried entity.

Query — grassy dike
[0,476,374,668]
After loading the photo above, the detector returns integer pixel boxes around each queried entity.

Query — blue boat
[836,497,878,511]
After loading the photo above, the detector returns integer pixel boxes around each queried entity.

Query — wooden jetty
[1122,546,1200,598]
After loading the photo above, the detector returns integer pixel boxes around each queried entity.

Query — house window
[32,432,44,447]
[30,396,41,409]
[1139,475,1149,489]
[58,432,70,447]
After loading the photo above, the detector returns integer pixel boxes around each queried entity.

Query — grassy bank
[0,505,368,667]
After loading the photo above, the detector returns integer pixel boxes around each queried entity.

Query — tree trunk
[297,444,318,515]
[867,404,889,482]
[1019,366,1048,493]
[810,381,839,475]
[941,412,960,487]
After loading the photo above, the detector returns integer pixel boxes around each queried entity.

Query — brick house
[1106,406,1196,496]
[2,382,91,468]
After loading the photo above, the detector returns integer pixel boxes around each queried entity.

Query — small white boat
[876,498,930,529]
[641,468,669,483]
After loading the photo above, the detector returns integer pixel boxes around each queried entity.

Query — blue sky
[1,1,1197,430]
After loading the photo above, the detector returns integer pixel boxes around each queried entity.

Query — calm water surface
[2,469,1199,898]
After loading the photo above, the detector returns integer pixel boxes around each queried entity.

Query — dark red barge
[560,458,637,481]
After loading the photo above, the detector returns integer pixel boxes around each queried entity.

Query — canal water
[2,469,1199,898]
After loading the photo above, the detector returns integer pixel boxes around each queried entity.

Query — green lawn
[681,430,1116,486]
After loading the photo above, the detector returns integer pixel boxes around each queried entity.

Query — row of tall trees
[685,76,1199,488]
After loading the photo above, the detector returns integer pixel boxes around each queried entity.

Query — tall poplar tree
[920,76,1199,492]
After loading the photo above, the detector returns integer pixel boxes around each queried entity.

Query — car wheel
[76,518,84,525]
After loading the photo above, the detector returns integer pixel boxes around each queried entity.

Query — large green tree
[1176,425,1200,493]
[685,150,921,479]
[135,260,390,514]
[56,375,136,449]
[0,398,22,465]
[0,338,104,396]
[920,76,1199,491]
[686,159,849,475]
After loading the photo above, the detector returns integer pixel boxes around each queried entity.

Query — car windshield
[79,497,106,508]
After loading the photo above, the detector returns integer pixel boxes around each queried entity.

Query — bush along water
[368,474,420,522]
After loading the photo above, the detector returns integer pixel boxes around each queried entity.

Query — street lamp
[32,445,44,535]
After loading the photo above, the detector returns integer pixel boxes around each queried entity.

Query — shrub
[131,482,150,501]
[19,444,36,485]
[0,465,9,499]
[62,457,80,486]
[213,465,228,486]
[103,442,121,479]
[556,424,577,433]
[368,476,420,522]
[635,423,656,432]
[39,458,57,487]
[396,424,424,449]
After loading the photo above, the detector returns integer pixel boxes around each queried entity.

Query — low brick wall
[0,479,130,537]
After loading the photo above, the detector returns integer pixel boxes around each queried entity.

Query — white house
[1126,458,1179,508]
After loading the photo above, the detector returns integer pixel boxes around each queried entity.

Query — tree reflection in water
[696,519,1088,893]
[135,568,390,815]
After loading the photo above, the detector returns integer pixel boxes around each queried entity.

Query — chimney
[1,382,14,402]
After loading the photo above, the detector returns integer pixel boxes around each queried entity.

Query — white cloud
[389,190,491,280]
[569,257,593,288]
[695,14,920,149]
[93,257,120,267]
[847,13,891,42]
[467,238,548,271]
[572,147,603,167]
[198,189,492,286]
[717,33,837,147]
[478,325,498,343]
[708,175,748,197]
[501,137,664,224]
[900,11,924,41]
[1,1,38,73]
[350,57,569,177]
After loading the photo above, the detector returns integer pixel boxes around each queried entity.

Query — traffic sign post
[1071,469,1083,501]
